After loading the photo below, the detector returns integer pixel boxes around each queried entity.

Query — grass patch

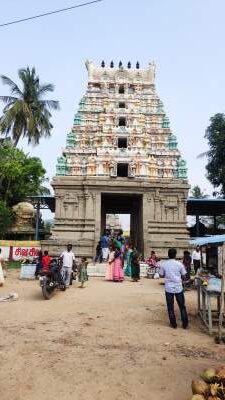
[6,260,21,269]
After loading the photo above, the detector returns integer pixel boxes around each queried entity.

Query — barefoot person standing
[130,247,140,282]
[60,244,76,288]
[78,257,88,288]
[160,248,189,329]
[192,245,201,274]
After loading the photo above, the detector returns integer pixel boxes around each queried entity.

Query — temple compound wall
[43,60,189,258]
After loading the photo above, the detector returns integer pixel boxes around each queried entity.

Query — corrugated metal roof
[187,198,225,216]
[190,235,225,246]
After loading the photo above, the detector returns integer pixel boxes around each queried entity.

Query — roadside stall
[190,235,225,338]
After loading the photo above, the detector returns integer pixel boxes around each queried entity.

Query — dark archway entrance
[101,193,143,253]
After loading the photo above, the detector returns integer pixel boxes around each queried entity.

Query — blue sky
[1,0,225,213]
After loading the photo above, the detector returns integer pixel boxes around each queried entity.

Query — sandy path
[0,270,225,400]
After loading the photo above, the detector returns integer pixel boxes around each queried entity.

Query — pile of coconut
[189,367,225,399]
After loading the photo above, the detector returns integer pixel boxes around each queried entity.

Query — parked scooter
[39,258,66,300]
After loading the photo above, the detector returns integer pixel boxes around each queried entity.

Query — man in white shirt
[160,248,189,329]
[192,245,201,274]
[60,244,75,288]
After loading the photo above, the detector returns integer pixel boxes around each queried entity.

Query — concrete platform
[87,262,148,277]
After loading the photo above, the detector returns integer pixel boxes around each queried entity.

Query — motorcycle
[39,258,66,300]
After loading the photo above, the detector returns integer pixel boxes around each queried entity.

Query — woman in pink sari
[105,244,115,281]
[113,248,124,282]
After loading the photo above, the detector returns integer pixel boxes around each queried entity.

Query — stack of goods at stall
[196,268,221,291]
[189,366,225,399]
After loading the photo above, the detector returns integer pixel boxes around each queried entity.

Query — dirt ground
[1,271,225,400]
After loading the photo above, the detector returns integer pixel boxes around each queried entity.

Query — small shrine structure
[45,60,189,257]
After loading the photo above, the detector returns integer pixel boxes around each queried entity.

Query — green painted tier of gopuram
[45,60,189,259]
[56,59,187,181]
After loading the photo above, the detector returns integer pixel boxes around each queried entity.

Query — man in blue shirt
[160,248,189,329]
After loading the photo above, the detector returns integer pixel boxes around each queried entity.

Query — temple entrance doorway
[101,193,143,253]
[106,213,130,238]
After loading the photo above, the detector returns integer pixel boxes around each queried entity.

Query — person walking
[160,248,188,329]
[124,244,133,277]
[0,248,5,287]
[60,244,76,288]
[100,230,110,262]
[94,241,103,264]
[192,245,201,274]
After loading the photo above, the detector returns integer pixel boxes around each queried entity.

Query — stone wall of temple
[43,60,189,258]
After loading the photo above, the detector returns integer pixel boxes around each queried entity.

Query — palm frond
[197,151,209,159]
[40,99,60,110]
[1,75,22,97]
[38,83,54,97]
[0,95,18,103]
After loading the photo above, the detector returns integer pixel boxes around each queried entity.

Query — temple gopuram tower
[48,60,189,257]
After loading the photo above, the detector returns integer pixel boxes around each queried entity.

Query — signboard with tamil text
[13,247,40,260]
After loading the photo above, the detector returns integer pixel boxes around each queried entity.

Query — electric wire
[0,0,103,28]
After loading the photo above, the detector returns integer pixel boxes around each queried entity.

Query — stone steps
[87,262,148,277]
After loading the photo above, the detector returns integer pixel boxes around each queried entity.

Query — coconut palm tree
[0,67,59,146]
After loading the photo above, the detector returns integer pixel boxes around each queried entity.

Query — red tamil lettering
[15,248,21,256]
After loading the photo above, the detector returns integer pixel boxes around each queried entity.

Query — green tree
[204,113,225,196]
[191,185,208,198]
[0,141,49,207]
[0,67,59,146]
[44,219,54,234]
[0,201,14,239]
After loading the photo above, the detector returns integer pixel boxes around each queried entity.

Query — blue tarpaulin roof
[190,235,225,246]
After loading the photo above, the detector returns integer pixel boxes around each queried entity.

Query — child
[78,257,88,288]
[42,250,52,273]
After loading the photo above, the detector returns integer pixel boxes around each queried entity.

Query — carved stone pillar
[84,190,94,219]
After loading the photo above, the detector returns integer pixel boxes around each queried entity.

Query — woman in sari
[131,247,140,282]
[113,248,124,282]
[105,244,115,281]
[125,245,133,277]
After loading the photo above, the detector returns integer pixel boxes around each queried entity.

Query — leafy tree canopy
[0,67,59,146]
[191,185,208,199]
[0,200,14,239]
[205,113,225,196]
[0,141,49,207]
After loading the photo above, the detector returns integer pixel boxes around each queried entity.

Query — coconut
[209,383,221,396]
[208,397,220,400]
[192,380,209,395]
[216,365,225,374]
[200,369,216,383]
[216,368,225,380]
